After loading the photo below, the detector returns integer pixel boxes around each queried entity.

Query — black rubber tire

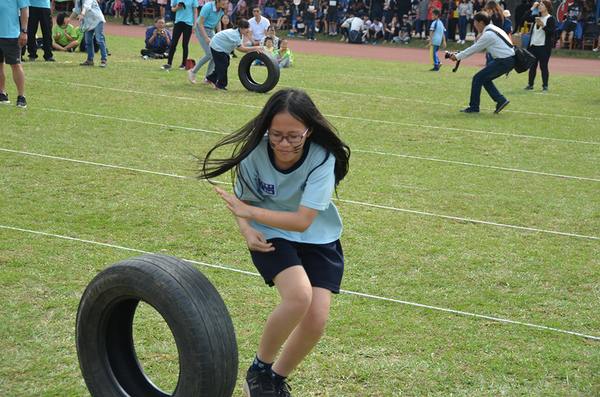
[238,51,280,93]
[76,254,238,397]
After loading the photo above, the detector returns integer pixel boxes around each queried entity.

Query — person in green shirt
[275,38,294,68]
[52,12,79,51]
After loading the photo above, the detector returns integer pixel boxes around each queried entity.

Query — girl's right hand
[242,228,274,252]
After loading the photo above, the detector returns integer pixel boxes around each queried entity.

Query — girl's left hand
[216,187,253,219]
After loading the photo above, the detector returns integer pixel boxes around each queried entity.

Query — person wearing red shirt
[427,0,442,35]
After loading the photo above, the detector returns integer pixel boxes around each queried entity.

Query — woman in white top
[522,0,556,92]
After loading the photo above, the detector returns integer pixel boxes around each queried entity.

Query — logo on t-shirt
[258,178,275,196]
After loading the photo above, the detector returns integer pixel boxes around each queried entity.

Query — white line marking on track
[31,78,600,144]
[335,199,600,240]
[354,149,600,182]
[9,107,599,182]
[2,148,598,240]
[2,224,598,342]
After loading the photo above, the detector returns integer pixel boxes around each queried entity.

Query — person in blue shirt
[141,16,172,58]
[0,0,30,108]
[427,9,446,71]
[162,0,198,69]
[187,0,227,84]
[204,19,263,90]
[27,0,55,61]
[71,0,109,67]
[197,88,351,397]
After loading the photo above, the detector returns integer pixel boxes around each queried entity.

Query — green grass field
[1,34,599,396]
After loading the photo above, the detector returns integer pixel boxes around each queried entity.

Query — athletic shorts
[250,238,345,293]
[0,38,22,65]
[326,9,338,22]
[562,20,577,33]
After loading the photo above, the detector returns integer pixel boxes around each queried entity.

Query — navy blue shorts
[250,238,344,293]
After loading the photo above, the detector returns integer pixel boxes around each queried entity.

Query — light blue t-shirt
[197,1,224,29]
[209,28,243,53]
[0,0,30,39]
[29,0,50,8]
[174,0,198,26]
[430,19,445,46]
[236,137,343,244]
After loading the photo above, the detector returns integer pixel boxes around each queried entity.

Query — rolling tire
[76,254,238,397]
[238,51,280,93]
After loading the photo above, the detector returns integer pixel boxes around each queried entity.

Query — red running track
[95,20,600,76]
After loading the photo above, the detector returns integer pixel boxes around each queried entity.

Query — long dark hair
[197,88,350,187]
[484,0,504,25]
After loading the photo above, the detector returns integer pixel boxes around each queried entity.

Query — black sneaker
[243,370,277,397]
[274,379,293,397]
[460,107,479,113]
[0,93,9,104]
[494,99,509,114]
[16,95,27,108]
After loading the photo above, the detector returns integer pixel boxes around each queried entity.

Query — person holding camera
[162,0,198,69]
[449,11,513,114]
[142,16,172,58]
[522,0,555,92]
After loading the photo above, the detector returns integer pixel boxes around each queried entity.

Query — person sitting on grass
[383,14,399,43]
[141,16,172,58]
[205,19,263,91]
[288,15,306,38]
[367,16,384,44]
[52,13,79,52]
[263,36,275,55]
[260,25,281,51]
[274,38,294,68]
[393,14,413,43]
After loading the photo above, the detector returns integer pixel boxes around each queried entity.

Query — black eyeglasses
[266,128,309,144]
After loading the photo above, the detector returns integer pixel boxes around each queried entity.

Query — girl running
[197,88,351,396]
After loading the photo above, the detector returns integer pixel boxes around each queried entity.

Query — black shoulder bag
[492,30,536,73]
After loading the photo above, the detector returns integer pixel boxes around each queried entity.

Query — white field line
[32,78,600,145]
[3,146,599,185]
[353,149,600,182]
[335,199,600,241]
[2,147,599,240]
[1,224,598,342]
[286,85,600,121]
[8,108,599,183]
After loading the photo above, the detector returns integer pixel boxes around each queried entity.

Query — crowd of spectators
[53,0,595,50]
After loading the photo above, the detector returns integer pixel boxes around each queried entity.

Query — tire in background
[238,51,280,93]
[76,254,238,397]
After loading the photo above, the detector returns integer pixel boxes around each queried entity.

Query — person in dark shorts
[0,0,29,108]
[197,88,351,397]
[326,0,339,35]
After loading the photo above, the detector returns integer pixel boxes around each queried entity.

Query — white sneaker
[202,78,214,85]
[187,70,196,84]
[593,48,599,52]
